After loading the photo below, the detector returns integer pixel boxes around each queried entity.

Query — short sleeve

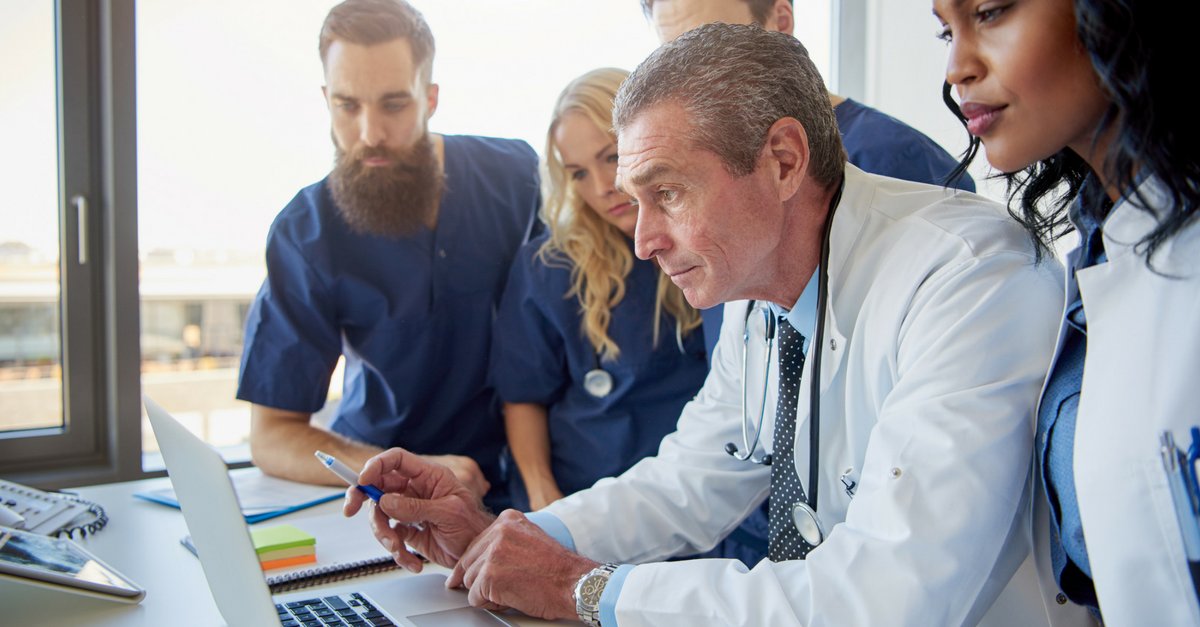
[837,100,976,193]
[236,229,342,412]
[489,244,570,406]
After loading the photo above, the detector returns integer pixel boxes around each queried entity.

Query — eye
[384,101,410,113]
[570,169,587,182]
[605,153,619,164]
[935,24,952,43]
[657,188,678,204]
[974,3,1010,25]
[337,101,360,113]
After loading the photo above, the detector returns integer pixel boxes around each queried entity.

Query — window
[0,3,63,435]
[0,1,140,486]
[4,1,832,484]
[132,0,675,465]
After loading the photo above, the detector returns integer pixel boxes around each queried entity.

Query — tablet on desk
[0,525,145,603]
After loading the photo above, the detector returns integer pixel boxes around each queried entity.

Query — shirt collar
[768,267,820,346]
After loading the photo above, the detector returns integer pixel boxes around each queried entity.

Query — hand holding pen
[314,450,384,502]
[340,448,497,573]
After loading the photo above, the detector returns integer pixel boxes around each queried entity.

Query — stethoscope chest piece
[583,368,614,398]
[792,501,825,547]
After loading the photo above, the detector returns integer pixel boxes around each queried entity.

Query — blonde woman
[490,68,706,512]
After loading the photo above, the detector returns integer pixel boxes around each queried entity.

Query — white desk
[0,476,567,626]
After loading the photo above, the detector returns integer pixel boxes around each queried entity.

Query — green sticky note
[249,524,316,555]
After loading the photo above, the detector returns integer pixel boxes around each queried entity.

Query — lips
[959,102,1006,136]
[662,265,697,281]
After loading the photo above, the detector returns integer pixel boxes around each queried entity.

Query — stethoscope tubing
[730,177,845,516]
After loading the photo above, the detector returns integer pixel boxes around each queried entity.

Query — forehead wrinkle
[629,163,672,188]
[329,88,414,103]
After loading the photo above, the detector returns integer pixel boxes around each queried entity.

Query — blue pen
[1187,427,1200,515]
[314,450,384,501]
[1161,432,1200,560]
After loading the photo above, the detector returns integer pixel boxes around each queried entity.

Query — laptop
[144,396,511,627]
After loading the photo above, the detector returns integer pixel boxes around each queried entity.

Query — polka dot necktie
[768,315,812,561]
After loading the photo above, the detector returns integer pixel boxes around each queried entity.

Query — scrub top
[237,135,540,500]
[491,236,708,511]
[836,98,975,194]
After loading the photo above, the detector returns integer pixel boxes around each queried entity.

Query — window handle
[71,194,88,265]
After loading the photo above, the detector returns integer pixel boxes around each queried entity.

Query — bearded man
[236,0,538,511]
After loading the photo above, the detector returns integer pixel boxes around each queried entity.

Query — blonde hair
[540,67,701,362]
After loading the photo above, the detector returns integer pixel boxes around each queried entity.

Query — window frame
[0,0,143,489]
[0,0,846,488]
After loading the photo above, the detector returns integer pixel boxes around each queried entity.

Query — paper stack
[250,524,316,571]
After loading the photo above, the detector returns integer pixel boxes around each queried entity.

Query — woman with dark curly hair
[935,0,1200,623]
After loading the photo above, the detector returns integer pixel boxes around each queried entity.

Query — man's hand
[343,448,495,571]
[448,510,598,621]
[419,453,491,499]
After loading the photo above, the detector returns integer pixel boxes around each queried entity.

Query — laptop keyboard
[276,592,396,627]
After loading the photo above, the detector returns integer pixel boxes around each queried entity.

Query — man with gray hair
[645,0,978,573]
[344,24,1089,627]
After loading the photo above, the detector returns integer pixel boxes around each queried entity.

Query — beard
[328,134,445,238]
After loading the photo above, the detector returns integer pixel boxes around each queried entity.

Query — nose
[359,108,387,148]
[633,203,669,261]
[592,174,615,202]
[944,34,982,88]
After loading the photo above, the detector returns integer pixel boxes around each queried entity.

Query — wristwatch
[573,562,619,627]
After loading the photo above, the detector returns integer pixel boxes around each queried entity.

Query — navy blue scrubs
[237,135,539,508]
[491,236,708,511]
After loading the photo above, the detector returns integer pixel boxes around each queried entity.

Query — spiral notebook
[180,512,414,593]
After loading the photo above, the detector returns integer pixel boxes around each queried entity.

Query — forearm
[250,404,382,485]
[503,402,562,505]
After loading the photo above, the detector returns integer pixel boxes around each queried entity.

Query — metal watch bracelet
[573,562,619,627]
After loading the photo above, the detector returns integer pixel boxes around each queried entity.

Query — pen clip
[1163,431,1179,472]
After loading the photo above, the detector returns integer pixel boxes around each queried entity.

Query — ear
[764,117,809,202]
[769,0,795,36]
[425,82,440,119]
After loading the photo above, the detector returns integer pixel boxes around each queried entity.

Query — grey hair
[613,22,844,185]
[639,0,792,25]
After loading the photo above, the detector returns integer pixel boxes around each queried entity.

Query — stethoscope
[583,353,614,398]
[723,177,844,549]
[583,318,689,399]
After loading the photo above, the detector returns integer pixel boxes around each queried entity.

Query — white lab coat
[1030,175,1200,625]
[543,166,1094,626]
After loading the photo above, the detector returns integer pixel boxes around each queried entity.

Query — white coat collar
[1099,175,1200,275]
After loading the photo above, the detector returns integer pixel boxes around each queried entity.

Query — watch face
[579,573,606,608]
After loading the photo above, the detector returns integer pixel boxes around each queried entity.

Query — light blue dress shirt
[528,270,822,626]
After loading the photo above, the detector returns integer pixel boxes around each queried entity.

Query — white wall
[856,0,1006,204]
